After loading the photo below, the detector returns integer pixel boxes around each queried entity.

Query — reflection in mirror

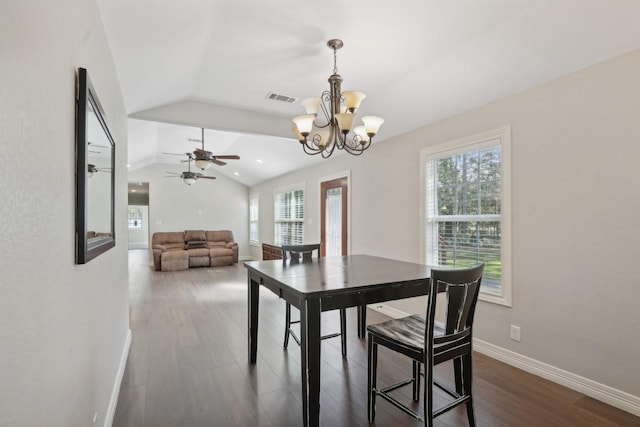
[76,68,116,263]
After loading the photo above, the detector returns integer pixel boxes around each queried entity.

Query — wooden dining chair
[281,244,348,357]
[367,264,484,426]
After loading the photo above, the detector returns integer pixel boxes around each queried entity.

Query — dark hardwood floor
[114,250,640,426]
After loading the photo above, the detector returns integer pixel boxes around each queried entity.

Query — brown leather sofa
[152,230,238,271]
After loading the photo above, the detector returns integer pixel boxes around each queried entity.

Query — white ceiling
[99,0,640,187]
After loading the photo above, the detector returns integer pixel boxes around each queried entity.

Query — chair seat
[368,315,446,354]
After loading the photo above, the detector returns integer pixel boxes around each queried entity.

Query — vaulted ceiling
[99,0,640,186]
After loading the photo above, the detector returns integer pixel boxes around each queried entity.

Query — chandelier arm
[313,91,333,128]
[301,143,326,156]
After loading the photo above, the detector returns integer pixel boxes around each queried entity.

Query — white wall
[250,49,640,402]
[0,2,130,426]
[128,164,250,259]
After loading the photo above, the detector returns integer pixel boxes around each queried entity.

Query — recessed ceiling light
[256,159,263,164]
[234,172,239,176]
[127,164,131,168]
[131,189,137,192]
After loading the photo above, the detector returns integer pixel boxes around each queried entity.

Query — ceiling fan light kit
[165,152,217,185]
[192,128,240,170]
[292,39,384,158]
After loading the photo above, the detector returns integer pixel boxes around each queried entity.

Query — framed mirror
[76,68,116,264]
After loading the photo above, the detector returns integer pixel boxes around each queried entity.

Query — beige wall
[0,1,130,425]
[250,49,640,401]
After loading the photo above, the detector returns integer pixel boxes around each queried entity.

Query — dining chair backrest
[425,264,484,362]
[281,244,321,264]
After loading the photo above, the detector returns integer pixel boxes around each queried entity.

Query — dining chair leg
[412,360,421,401]
[463,353,476,427]
[339,308,347,357]
[367,338,378,423]
[424,360,434,427]
[284,302,292,349]
[454,356,463,394]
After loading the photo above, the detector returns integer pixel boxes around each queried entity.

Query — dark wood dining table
[244,254,432,427]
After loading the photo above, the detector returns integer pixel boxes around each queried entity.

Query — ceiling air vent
[266,92,297,103]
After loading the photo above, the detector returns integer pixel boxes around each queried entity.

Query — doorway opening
[128,182,149,249]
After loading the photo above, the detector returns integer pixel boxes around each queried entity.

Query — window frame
[274,183,305,246]
[420,126,512,307]
[249,193,259,245]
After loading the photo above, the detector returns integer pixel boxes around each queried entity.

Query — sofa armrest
[152,246,165,271]
[224,242,239,263]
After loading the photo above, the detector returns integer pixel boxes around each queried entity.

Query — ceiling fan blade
[212,159,227,166]
[195,173,216,179]
[213,155,240,160]
[163,152,193,157]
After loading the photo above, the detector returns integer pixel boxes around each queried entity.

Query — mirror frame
[76,67,116,264]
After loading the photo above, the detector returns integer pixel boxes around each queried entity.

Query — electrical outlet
[510,325,521,342]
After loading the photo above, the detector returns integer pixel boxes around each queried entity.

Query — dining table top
[244,254,434,297]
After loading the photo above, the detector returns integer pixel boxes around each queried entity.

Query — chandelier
[292,39,384,158]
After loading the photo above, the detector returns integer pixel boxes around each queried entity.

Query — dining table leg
[300,298,321,427]
[248,275,259,363]
[357,304,367,338]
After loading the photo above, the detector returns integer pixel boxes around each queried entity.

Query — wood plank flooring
[114,250,640,426]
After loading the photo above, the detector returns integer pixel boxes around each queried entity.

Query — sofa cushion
[164,243,186,251]
[185,240,207,249]
[187,247,210,257]
[161,250,189,271]
[206,230,233,243]
[185,230,206,242]
[152,231,185,246]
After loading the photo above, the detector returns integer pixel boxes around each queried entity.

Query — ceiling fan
[190,128,240,170]
[165,153,216,185]
[87,164,111,177]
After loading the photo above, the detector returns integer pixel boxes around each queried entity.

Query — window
[249,194,259,243]
[274,185,304,245]
[128,207,143,229]
[421,127,511,306]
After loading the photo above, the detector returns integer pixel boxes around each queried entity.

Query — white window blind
[274,187,304,245]
[423,127,511,306]
[249,194,259,243]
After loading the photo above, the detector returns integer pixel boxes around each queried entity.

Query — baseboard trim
[104,329,132,427]
[369,303,407,319]
[369,303,640,417]
[473,339,640,417]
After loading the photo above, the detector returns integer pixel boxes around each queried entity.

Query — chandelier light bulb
[301,97,322,116]
[353,126,369,143]
[335,113,357,134]
[292,115,315,136]
[316,130,330,148]
[343,91,366,113]
[292,125,305,142]
[361,116,385,137]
